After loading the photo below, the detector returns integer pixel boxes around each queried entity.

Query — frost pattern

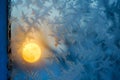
[10,0,120,80]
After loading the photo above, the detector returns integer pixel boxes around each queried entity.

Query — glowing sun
[22,42,41,63]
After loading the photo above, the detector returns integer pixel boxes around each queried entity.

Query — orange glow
[22,42,41,63]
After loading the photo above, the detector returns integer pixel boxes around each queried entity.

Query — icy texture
[10,0,120,80]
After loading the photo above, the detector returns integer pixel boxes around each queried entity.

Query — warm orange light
[22,42,41,63]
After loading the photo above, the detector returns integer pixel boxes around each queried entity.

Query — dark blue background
[0,0,7,80]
